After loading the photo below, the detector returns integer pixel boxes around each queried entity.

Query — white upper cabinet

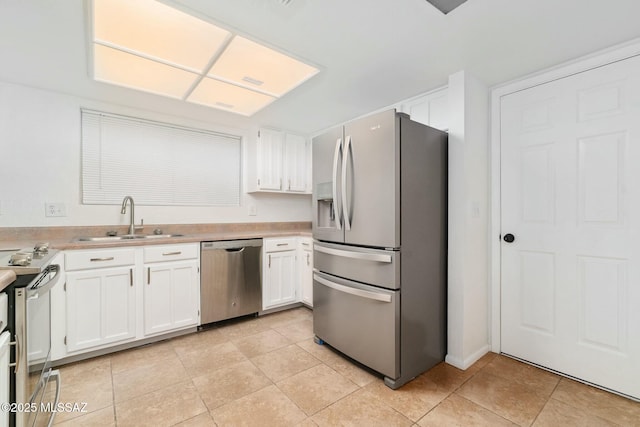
[399,88,449,131]
[256,128,284,191]
[248,128,311,194]
[284,133,310,193]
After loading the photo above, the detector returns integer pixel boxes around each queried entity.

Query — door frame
[489,37,640,353]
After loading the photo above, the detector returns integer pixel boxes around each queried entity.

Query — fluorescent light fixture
[93,44,198,99]
[90,0,319,116]
[188,78,277,116]
[209,36,320,97]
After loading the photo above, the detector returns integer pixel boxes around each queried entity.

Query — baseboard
[445,344,491,370]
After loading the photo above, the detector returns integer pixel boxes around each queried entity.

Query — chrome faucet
[120,196,142,235]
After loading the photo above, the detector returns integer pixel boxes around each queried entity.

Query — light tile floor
[51,307,640,426]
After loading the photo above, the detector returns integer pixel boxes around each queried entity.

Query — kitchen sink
[137,234,184,239]
[75,234,184,242]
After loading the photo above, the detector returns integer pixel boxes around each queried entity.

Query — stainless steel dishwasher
[200,239,262,324]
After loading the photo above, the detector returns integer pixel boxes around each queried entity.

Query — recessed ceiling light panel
[90,0,319,116]
[188,78,277,116]
[93,44,198,99]
[208,36,319,97]
[93,0,230,72]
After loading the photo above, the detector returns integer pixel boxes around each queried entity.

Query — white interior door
[500,54,640,400]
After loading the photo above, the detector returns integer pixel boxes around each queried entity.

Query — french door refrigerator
[312,109,447,389]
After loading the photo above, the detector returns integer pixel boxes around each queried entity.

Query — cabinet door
[257,129,283,190]
[144,260,199,336]
[171,261,200,329]
[299,248,313,307]
[263,250,298,310]
[284,133,309,193]
[400,89,449,130]
[66,267,136,353]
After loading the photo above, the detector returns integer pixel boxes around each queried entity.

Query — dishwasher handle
[225,247,245,253]
[201,239,263,251]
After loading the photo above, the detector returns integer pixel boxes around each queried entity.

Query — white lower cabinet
[65,266,136,352]
[262,236,314,310]
[263,237,298,310]
[144,258,199,336]
[57,243,199,360]
[64,248,136,353]
[298,238,313,307]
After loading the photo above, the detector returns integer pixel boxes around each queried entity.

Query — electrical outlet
[248,204,257,216]
[45,202,67,217]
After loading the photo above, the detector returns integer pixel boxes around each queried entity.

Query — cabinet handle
[90,257,114,262]
[162,251,182,256]
[147,267,150,285]
[302,242,310,246]
[129,268,133,287]
[307,253,310,266]
[288,179,291,190]
[280,178,282,189]
[268,254,271,268]
[276,243,288,247]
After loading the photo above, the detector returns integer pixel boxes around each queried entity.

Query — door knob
[503,233,515,243]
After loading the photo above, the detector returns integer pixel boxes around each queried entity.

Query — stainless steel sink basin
[76,234,184,242]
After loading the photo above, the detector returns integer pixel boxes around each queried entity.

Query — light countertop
[0,270,17,292]
[0,222,311,252]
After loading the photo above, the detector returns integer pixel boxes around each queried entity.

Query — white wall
[446,71,491,369]
[0,81,312,227]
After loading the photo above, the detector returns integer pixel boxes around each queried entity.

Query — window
[81,109,241,206]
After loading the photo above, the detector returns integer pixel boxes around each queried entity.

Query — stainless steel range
[0,244,62,427]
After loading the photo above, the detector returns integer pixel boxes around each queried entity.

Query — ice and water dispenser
[316,181,338,229]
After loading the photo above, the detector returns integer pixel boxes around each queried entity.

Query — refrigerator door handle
[332,137,343,230]
[314,244,393,263]
[342,135,352,231]
[314,274,392,303]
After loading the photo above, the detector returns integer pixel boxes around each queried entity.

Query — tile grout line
[527,377,563,427]
[424,354,505,424]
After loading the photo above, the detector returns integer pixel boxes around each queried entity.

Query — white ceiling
[2,0,640,135]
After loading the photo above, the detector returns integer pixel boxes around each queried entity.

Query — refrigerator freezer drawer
[313,272,399,379]
[314,241,399,290]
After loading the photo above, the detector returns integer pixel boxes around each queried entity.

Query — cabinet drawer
[298,238,312,251]
[143,244,198,263]
[66,248,136,271]
[264,237,297,252]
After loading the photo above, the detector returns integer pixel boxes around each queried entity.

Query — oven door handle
[26,369,61,427]
[28,264,62,298]
[48,369,62,424]
[314,273,392,303]
[10,326,22,374]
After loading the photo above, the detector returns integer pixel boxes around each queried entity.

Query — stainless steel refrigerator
[312,109,447,389]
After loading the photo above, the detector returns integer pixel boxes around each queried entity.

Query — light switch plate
[45,202,67,217]
[248,204,257,216]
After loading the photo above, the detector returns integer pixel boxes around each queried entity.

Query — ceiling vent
[425,0,468,14]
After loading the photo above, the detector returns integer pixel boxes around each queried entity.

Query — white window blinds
[81,109,241,206]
